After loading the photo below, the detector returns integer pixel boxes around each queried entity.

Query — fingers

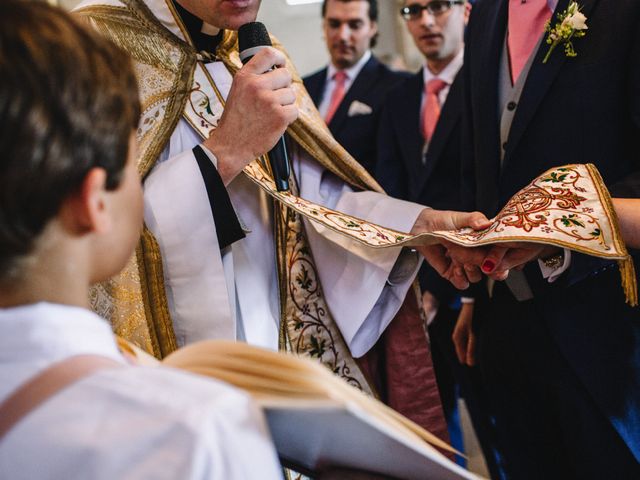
[451,211,492,231]
[452,317,466,364]
[442,241,489,270]
[257,66,293,91]
[242,47,287,74]
[272,85,296,107]
[466,331,477,367]
[418,244,450,279]
[489,269,510,281]
[279,103,299,125]
[419,245,470,290]
[453,331,467,365]
[468,211,493,230]
[463,264,483,283]
[481,245,508,274]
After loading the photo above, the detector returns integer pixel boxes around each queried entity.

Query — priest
[75,0,489,436]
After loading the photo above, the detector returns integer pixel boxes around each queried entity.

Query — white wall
[59,0,423,76]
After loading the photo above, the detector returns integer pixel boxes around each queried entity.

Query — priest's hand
[411,209,492,290]
[203,47,298,185]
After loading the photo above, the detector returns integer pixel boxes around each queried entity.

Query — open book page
[162,340,482,479]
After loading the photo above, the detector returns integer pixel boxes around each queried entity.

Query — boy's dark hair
[0,0,140,277]
[321,0,378,48]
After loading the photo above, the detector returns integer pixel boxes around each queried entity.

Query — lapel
[395,72,424,183]
[305,68,327,107]
[503,0,600,167]
[329,56,380,134]
[421,72,462,191]
[472,0,509,212]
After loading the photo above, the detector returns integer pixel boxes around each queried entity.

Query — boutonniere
[543,1,588,64]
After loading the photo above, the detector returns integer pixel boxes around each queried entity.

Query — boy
[0,1,282,478]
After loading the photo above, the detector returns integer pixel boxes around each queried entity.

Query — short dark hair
[322,0,378,22]
[321,0,378,47]
[0,0,140,277]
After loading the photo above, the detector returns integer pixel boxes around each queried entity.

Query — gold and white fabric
[75,0,424,395]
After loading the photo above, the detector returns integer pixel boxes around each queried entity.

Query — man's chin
[216,2,259,29]
[332,56,356,70]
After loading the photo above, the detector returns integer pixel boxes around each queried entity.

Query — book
[158,340,482,479]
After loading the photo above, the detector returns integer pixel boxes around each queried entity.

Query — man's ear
[464,2,472,24]
[62,167,111,235]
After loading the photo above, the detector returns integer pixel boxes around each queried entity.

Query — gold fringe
[587,164,638,307]
[618,256,638,307]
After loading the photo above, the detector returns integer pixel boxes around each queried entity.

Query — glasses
[400,1,464,21]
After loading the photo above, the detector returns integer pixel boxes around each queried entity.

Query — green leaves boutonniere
[543,1,588,64]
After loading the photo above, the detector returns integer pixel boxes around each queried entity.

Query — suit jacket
[462,0,640,461]
[303,55,409,175]
[376,70,464,302]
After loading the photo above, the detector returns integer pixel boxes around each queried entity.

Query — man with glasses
[456,0,640,477]
[303,0,409,175]
[376,2,502,477]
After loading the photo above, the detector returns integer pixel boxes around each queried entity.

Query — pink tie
[325,71,348,124]
[508,0,553,83]
[422,78,448,141]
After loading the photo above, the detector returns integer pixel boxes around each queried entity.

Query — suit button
[502,142,508,150]
[507,101,517,111]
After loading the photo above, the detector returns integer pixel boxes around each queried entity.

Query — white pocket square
[347,100,373,117]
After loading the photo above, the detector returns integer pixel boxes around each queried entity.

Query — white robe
[0,303,282,480]
[143,62,424,358]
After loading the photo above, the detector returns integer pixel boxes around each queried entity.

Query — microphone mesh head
[238,22,272,52]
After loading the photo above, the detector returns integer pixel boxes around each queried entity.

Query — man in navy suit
[454,0,640,477]
[376,2,503,477]
[303,0,409,175]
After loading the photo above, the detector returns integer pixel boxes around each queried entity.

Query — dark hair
[321,0,378,47]
[0,0,140,276]
[322,0,378,22]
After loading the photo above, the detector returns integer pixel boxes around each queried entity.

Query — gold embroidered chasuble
[75,0,411,396]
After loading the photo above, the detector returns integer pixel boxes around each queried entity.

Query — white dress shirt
[0,302,282,480]
[317,50,373,119]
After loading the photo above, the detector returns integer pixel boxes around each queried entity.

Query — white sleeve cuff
[538,248,572,283]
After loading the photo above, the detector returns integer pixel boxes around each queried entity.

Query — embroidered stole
[183,60,371,392]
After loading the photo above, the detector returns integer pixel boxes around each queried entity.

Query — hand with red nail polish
[411,208,492,290]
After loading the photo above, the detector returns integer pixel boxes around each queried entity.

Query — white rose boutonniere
[543,1,588,64]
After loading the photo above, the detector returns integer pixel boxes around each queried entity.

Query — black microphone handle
[238,45,290,191]
[268,137,290,192]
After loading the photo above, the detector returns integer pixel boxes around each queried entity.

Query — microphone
[238,22,291,192]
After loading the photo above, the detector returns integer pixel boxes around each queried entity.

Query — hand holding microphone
[202,23,297,188]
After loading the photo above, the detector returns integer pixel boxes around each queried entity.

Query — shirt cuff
[387,249,422,287]
[538,248,572,283]
[192,145,246,250]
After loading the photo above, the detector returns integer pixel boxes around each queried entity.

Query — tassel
[618,256,638,307]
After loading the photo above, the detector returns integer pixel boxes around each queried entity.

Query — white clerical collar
[0,302,125,365]
[423,48,464,87]
[327,49,372,83]
[201,23,220,36]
